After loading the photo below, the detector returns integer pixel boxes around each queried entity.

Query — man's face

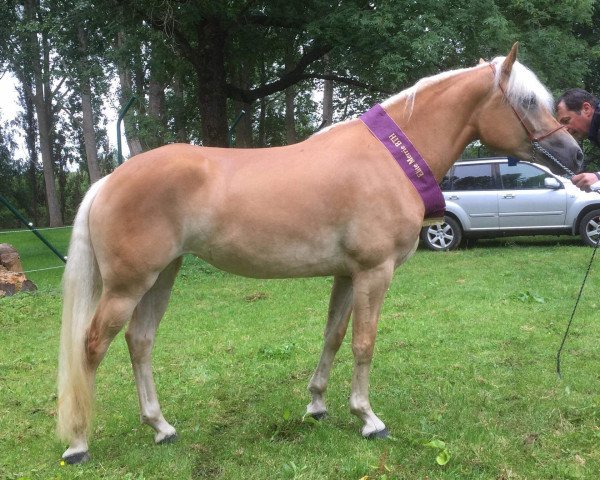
[556,101,594,141]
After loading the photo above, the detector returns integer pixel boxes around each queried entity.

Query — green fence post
[228,109,246,147]
[0,194,67,263]
[117,96,137,165]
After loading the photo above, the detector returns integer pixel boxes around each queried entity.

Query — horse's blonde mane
[381,56,554,119]
[316,55,554,135]
[381,67,471,118]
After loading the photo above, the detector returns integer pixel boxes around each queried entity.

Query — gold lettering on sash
[388,133,402,147]
[389,131,425,178]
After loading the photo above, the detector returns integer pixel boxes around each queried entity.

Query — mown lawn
[1,229,599,479]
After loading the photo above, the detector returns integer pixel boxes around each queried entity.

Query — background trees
[1,0,599,227]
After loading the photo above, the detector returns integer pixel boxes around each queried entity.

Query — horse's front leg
[307,276,353,418]
[349,262,394,438]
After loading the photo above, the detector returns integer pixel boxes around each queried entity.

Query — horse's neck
[383,67,492,180]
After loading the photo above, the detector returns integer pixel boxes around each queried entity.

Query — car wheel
[579,209,600,247]
[420,217,463,251]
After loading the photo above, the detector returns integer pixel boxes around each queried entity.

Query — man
[555,88,600,190]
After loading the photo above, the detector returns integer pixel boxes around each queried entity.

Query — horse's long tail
[57,176,107,443]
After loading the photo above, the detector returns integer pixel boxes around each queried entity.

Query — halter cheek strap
[488,63,565,142]
[488,63,575,177]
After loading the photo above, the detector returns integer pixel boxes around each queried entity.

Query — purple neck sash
[360,104,445,220]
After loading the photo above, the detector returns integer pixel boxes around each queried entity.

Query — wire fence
[20,265,66,274]
[0,226,72,235]
[0,225,72,275]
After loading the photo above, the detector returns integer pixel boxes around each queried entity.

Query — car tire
[579,209,600,247]
[420,217,463,251]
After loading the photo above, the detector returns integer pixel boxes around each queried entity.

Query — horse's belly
[183,183,420,279]
[187,217,418,279]
[193,232,346,278]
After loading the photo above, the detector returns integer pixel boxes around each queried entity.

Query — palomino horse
[57,44,582,463]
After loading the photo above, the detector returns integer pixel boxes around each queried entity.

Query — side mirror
[544,177,562,189]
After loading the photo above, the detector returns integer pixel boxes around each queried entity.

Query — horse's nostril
[577,150,584,162]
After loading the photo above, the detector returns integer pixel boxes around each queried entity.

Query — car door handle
[502,194,515,199]
[447,195,460,200]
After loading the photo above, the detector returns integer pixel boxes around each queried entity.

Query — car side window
[440,172,453,190]
[450,164,494,191]
[499,163,549,189]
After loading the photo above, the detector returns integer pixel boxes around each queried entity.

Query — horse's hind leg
[307,276,353,418]
[62,290,141,464]
[125,258,182,444]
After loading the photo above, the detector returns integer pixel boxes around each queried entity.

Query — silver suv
[421,157,600,250]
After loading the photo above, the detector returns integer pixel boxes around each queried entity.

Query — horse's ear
[501,42,519,78]
[478,58,486,65]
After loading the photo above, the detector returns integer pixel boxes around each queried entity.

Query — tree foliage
[0,0,599,226]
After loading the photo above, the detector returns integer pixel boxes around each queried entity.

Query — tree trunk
[126,137,143,157]
[147,78,165,125]
[257,61,267,147]
[195,19,228,146]
[258,97,266,147]
[147,73,166,149]
[285,87,297,144]
[284,41,297,144]
[27,150,39,226]
[80,89,101,182]
[322,55,334,128]
[322,80,334,127]
[172,74,188,143]
[131,57,147,153]
[17,75,40,225]
[24,0,62,227]
[77,26,101,183]
[231,59,253,147]
[56,147,67,222]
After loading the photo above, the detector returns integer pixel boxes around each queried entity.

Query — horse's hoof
[157,432,178,444]
[62,451,91,464]
[310,411,328,421]
[365,428,389,440]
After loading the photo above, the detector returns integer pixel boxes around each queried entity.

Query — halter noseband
[488,63,575,177]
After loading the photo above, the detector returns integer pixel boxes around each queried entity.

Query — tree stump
[0,244,37,297]
[0,243,24,272]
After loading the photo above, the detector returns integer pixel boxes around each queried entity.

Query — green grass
[1,230,600,479]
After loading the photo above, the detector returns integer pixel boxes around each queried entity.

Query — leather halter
[488,63,565,142]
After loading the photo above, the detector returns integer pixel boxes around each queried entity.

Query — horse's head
[476,43,583,176]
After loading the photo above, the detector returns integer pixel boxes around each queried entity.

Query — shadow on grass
[421,235,587,251]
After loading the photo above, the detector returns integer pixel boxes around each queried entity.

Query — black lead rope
[556,233,600,378]
[530,141,600,378]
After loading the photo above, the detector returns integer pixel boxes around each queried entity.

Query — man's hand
[571,172,600,191]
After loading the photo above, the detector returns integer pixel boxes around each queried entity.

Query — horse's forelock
[491,56,554,112]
